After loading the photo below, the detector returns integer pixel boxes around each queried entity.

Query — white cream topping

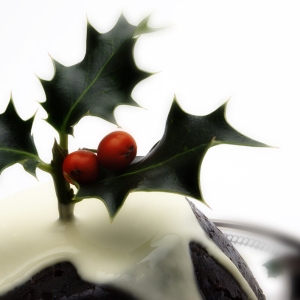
[0,182,257,299]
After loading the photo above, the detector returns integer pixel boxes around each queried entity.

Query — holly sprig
[0,15,268,220]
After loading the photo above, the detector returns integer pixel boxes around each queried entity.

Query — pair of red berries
[62,131,137,185]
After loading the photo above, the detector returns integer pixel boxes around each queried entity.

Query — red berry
[62,150,99,184]
[97,131,137,171]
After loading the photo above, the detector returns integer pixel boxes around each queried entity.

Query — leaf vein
[62,39,131,132]
[99,143,209,183]
[0,148,40,161]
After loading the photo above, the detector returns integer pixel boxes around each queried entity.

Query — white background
[0,0,300,237]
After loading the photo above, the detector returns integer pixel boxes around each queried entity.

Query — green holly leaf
[75,98,268,219]
[0,101,41,177]
[41,15,151,136]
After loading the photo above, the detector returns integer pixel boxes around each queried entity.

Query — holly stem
[80,147,97,153]
[37,162,53,174]
[58,202,75,221]
[51,138,75,221]
[59,131,68,151]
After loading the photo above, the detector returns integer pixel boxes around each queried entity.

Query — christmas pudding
[0,186,265,300]
[0,14,267,300]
